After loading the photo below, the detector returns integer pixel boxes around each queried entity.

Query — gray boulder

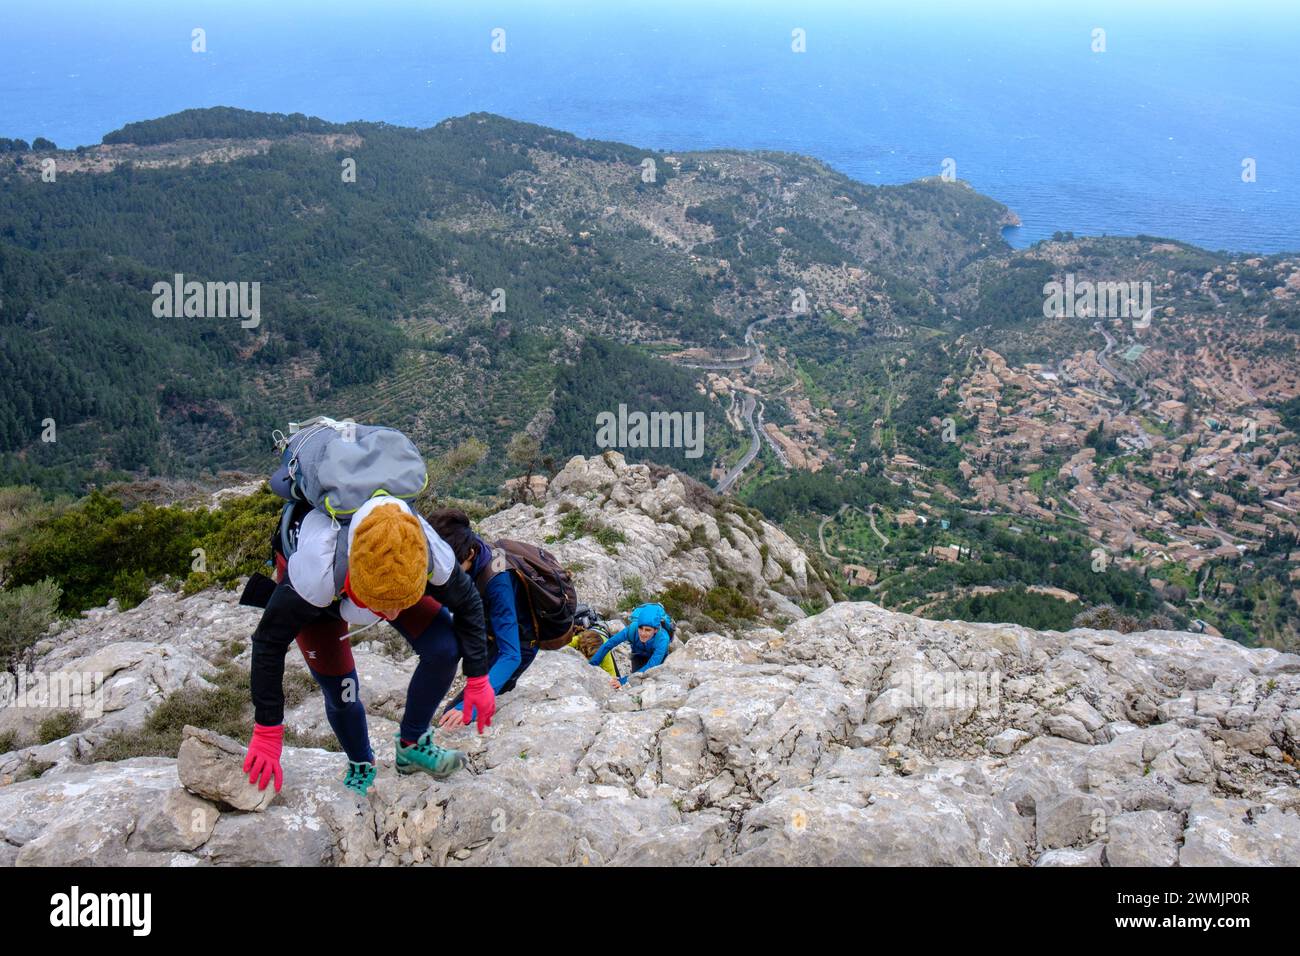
[177,725,276,811]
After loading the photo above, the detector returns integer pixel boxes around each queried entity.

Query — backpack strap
[474,551,510,597]
[516,569,542,649]
[278,501,300,559]
[332,526,350,596]
[481,546,547,648]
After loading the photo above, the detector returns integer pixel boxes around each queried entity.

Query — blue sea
[3,0,1298,253]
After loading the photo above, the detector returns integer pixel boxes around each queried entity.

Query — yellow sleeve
[570,634,617,676]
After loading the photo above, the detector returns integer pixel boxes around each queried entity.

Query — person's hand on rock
[243,723,284,792]
[461,675,496,733]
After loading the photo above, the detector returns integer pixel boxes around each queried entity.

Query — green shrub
[0,485,62,582]
[1072,603,1139,633]
[659,579,760,627]
[0,729,19,754]
[0,577,62,671]
[618,575,646,611]
[92,664,253,761]
[4,485,282,615]
[659,581,706,621]
[182,488,281,595]
[36,710,82,744]
[5,490,204,614]
[111,568,151,610]
[1071,603,1173,635]
[551,509,624,554]
[555,510,587,540]
[416,438,489,511]
[593,525,626,554]
[702,585,760,622]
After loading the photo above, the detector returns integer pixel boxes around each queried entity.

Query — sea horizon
[3,0,1298,254]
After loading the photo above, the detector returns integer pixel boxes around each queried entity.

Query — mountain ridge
[1,455,1297,866]
[3,106,1296,647]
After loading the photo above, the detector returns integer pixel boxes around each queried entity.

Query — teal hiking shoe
[343,760,377,796]
[394,731,465,779]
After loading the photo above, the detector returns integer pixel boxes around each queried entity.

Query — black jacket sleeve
[250,579,325,726]
[428,564,490,678]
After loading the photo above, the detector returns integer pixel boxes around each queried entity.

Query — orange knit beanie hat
[348,503,428,610]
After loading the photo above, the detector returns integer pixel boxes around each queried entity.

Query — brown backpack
[474,539,579,650]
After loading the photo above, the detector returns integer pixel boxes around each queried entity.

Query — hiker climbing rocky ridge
[1,455,1297,866]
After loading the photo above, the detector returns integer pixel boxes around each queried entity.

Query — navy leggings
[389,598,463,743]
[311,668,373,764]
[306,596,462,762]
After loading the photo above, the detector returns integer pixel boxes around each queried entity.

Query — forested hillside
[6,108,1295,643]
[0,107,1009,493]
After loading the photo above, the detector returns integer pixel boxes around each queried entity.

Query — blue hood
[469,536,493,579]
[630,603,668,638]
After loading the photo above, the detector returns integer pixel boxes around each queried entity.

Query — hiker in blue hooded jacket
[589,603,673,687]
[429,508,542,727]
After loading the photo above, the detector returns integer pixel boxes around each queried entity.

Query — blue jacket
[590,603,672,685]
[453,541,537,711]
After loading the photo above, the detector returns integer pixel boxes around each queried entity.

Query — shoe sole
[395,756,465,779]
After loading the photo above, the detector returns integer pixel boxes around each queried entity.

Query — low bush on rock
[618,574,647,611]
[91,663,337,761]
[660,579,760,631]
[36,709,82,744]
[0,576,62,671]
[1073,604,1175,634]
[0,484,280,614]
[547,509,625,554]
[93,664,252,761]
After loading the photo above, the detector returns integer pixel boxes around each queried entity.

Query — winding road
[706,317,783,494]
[715,393,760,494]
[681,316,774,371]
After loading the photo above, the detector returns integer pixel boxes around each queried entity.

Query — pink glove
[243,723,285,792]
[461,676,496,734]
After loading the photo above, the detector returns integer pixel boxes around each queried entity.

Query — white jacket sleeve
[286,510,341,608]
[340,600,381,626]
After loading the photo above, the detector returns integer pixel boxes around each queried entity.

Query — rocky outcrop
[177,725,276,812]
[1,456,1297,866]
[0,587,259,781]
[2,598,1296,867]
[480,452,835,623]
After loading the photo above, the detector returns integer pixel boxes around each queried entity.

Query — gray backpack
[271,417,428,522]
